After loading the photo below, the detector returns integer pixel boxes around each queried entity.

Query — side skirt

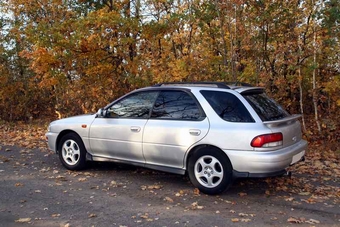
[89,154,186,175]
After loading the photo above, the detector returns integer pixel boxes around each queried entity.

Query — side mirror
[96,108,107,117]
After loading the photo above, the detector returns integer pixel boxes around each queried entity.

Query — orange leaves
[23,47,61,83]
[0,0,339,136]
[0,121,48,150]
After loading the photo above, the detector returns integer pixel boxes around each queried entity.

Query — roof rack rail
[225,81,253,87]
[153,82,231,89]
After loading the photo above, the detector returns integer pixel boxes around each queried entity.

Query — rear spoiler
[263,114,301,127]
[239,87,264,95]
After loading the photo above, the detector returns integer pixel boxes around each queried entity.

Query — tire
[58,132,87,170]
[188,147,233,195]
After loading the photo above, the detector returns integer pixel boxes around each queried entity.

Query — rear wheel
[58,133,87,170]
[188,147,233,195]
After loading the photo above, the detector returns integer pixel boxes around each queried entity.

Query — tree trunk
[312,27,321,133]
[298,65,306,132]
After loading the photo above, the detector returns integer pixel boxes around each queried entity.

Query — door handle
[189,129,201,136]
[130,126,141,132]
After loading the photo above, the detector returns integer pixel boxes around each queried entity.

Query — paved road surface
[0,145,339,226]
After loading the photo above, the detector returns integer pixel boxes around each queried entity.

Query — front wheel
[188,147,233,195]
[58,132,87,170]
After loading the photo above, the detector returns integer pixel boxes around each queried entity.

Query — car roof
[146,82,264,94]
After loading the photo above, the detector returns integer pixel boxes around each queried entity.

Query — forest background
[0,0,339,143]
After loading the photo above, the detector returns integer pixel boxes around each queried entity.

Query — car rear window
[201,90,254,122]
[242,92,289,121]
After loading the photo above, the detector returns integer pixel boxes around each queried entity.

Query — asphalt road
[0,145,339,227]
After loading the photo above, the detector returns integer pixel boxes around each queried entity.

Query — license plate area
[291,150,305,165]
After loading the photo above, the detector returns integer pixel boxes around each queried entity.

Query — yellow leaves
[168,59,189,81]
[21,47,61,88]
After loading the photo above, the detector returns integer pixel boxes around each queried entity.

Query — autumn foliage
[0,0,339,141]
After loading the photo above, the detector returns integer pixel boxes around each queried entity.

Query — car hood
[49,114,97,133]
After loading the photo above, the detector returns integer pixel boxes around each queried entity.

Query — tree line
[0,0,339,140]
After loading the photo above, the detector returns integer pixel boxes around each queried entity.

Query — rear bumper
[225,139,307,177]
[233,156,305,178]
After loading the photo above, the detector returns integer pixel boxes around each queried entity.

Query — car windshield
[243,92,289,121]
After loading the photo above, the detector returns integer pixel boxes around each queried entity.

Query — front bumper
[225,139,307,177]
[45,131,58,152]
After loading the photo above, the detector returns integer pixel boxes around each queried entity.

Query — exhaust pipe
[284,171,292,178]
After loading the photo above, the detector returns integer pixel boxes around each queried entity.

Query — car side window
[151,90,201,120]
[107,91,159,118]
[201,90,254,122]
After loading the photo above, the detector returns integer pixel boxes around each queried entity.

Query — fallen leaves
[88,213,97,218]
[110,180,117,187]
[298,191,311,196]
[264,153,340,204]
[0,121,338,227]
[191,201,204,210]
[238,192,247,197]
[15,218,31,223]
[15,182,24,187]
[305,219,321,224]
[285,197,294,201]
[287,217,320,224]
[132,213,159,223]
[141,184,163,191]
[0,122,48,151]
[55,175,68,182]
[231,218,252,223]
[164,196,174,203]
[193,188,200,195]
[78,177,88,182]
[231,218,239,222]
[238,212,256,218]
[0,155,10,163]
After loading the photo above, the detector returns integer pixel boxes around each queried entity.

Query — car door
[89,91,159,163]
[143,90,209,170]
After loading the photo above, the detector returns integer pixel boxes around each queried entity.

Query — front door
[89,91,159,163]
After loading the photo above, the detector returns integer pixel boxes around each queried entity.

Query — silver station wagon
[46,82,307,194]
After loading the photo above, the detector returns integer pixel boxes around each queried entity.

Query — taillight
[251,133,283,148]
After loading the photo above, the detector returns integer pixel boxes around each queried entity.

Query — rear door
[143,90,209,169]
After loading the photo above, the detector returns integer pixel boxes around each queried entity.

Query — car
[46,82,307,195]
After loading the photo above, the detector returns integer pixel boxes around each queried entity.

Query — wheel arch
[185,144,233,172]
[56,130,80,153]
